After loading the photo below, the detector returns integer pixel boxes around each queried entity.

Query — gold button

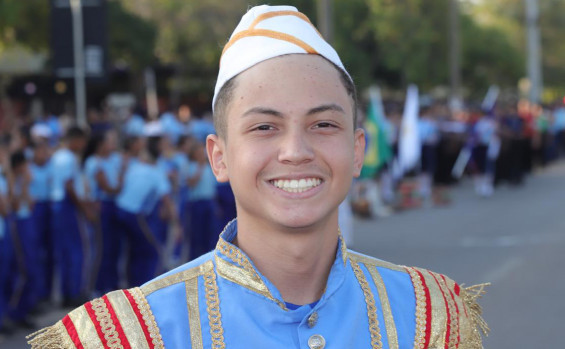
[308,334,326,349]
[307,312,318,328]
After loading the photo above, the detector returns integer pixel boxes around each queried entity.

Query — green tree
[0,0,49,51]
[366,0,451,89]
[108,0,157,71]
[460,13,523,97]
[468,0,565,97]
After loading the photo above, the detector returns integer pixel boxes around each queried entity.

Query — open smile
[269,178,323,193]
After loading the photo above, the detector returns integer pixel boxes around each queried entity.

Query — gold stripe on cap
[248,10,323,38]
[221,28,318,57]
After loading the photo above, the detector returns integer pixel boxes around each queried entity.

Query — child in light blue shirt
[185,142,219,260]
[28,140,54,303]
[116,135,179,287]
[49,126,90,307]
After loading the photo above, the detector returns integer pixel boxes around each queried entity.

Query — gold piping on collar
[338,228,348,265]
[215,237,260,279]
[215,227,344,310]
[215,255,287,310]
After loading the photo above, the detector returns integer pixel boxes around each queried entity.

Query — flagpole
[525,0,542,103]
[70,0,87,128]
[449,0,462,110]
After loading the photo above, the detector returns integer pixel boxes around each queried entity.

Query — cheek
[226,142,269,180]
[319,136,355,167]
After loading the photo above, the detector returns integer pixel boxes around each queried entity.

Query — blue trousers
[147,202,168,246]
[116,208,162,287]
[33,201,53,301]
[187,199,220,260]
[94,201,122,294]
[51,200,89,300]
[8,215,41,320]
[0,219,12,327]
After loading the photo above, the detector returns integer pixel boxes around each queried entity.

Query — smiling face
[207,54,365,231]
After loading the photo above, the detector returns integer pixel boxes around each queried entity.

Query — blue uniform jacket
[29,220,488,349]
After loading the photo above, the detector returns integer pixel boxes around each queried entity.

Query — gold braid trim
[437,276,459,349]
[216,238,259,279]
[27,321,75,349]
[204,267,226,349]
[460,283,490,348]
[216,238,288,310]
[404,267,427,349]
[90,298,123,349]
[351,260,383,349]
[130,288,165,349]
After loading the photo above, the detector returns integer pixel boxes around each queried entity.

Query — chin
[271,209,333,231]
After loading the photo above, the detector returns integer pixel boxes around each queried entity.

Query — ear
[352,128,365,178]
[206,134,229,182]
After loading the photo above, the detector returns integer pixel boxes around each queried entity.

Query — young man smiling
[29,5,488,349]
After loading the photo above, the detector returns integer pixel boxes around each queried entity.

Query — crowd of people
[352,98,565,216]
[0,106,236,333]
[0,95,564,335]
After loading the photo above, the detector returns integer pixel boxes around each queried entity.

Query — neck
[234,215,339,306]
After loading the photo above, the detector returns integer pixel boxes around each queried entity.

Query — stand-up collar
[214,219,348,314]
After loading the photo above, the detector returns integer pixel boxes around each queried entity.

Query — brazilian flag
[360,88,392,179]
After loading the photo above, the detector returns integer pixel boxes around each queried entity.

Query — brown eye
[255,124,274,131]
[314,122,335,128]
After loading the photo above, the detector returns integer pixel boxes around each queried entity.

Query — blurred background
[0,0,564,347]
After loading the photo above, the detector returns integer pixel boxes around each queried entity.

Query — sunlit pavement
[353,161,565,349]
[4,161,564,348]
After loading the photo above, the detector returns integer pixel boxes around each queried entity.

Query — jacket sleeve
[27,288,164,349]
[405,267,489,349]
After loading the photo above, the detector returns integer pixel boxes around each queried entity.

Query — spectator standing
[49,127,90,307]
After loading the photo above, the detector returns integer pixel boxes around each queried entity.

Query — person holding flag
[353,87,393,217]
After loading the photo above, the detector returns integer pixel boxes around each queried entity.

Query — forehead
[231,54,349,108]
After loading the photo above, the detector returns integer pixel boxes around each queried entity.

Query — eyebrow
[242,103,345,118]
[242,107,284,118]
[306,103,345,116]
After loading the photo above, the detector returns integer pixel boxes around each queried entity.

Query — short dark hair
[123,136,140,152]
[146,136,161,161]
[10,151,27,169]
[212,55,358,139]
[65,126,87,140]
[176,134,193,148]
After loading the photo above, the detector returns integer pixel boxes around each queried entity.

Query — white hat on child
[212,5,350,111]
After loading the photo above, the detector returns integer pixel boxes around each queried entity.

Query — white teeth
[271,178,322,193]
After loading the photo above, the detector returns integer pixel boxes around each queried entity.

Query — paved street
[3,161,564,348]
[352,161,565,349]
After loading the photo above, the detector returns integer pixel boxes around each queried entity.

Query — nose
[277,128,314,165]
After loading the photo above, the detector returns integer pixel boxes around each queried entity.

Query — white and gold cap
[213,5,350,111]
